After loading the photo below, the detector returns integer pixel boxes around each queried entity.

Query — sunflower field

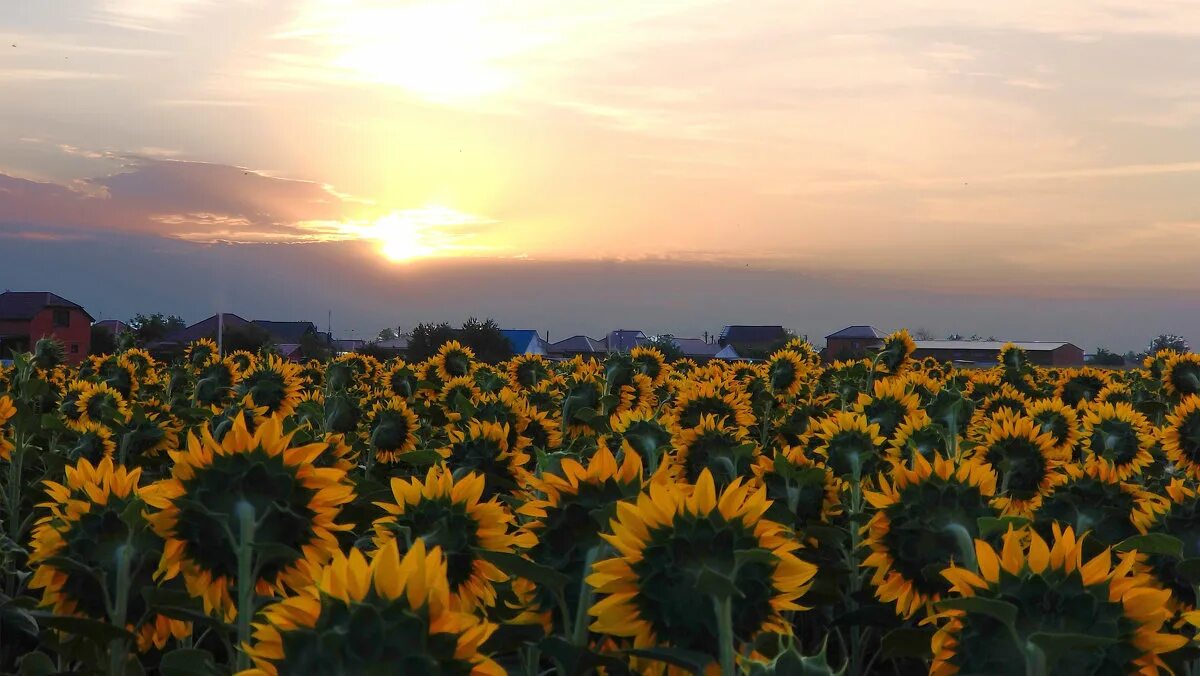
[4,334,1200,674]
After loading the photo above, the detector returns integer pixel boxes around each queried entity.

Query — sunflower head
[507,354,551,390]
[608,409,675,470]
[435,341,476,382]
[862,454,997,617]
[442,419,531,499]
[751,445,842,529]
[630,346,670,387]
[1025,398,1081,461]
[588,471,817,672]
[976,410,1064,516]
[876,329,916,374]
[371,465,528,611]
[854,377,920,440]
[366,396,422,464]
[235,355,303,418]
[1080,402,1156,480]
[767,350,809,399]
[662,413,759,489]
[1164,396,1200,480]
[242,539,503,676]
[813,411,885,479]
[979,383,1030,418]
[1034,462,1168,554]
[185,338,219,370]
[887,411,950,465]
[29,458,190,652]
[1054,367,1111,408]
[1164,352,1200,399]
[144,415,355,619]
[669,379,756,431]
[932,525,1186,675]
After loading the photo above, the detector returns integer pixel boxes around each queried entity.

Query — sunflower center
[386,500,479,591]
[1090,419,1142,466]
[984,437,1050,500]
[371,410,414,452]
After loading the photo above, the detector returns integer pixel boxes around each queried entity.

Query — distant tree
[128,313,186,346]
[913,328,936,340]
[1124,350,1145,364]
[1149,334,1190,355]
[377,327,398,341]
[459,317,514,364]
[645,334,685,362]
[1089,348,1126,367]
[946,333,965,341]
[406,318,513,364]
[407,322,457,362]
[356,343,395,361]
[300,331,332,361]
[90,325,117,356]
[223,323,273,353]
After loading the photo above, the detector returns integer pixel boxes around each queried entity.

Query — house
[823,326,886,362]
[155,314,330,360]
[251,320,325,346]
[500,330,549,356]
[822,324,1084,366]
[718,325,788,350]
[331,339,366,355]
[606,330,647,353]
[0,291,94,364]
[672,337,741,362]
[92,319,130,337]
[370,337,411,358]
[912,340,1083,367]
[547,335,606,359]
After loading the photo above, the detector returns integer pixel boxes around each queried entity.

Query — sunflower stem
[235,500,257,672]
[712,594,736,676]
[571,546,600,647]
[107,543,133,676]
[942,522,977,572]
[759,399,773,448]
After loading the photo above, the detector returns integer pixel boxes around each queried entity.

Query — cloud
[0,156,373,243]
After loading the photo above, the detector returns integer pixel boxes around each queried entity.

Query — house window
[53,309,70,327]
[70,344,79,354]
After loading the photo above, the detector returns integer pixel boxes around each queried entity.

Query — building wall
[1051,345,1085,367]
[824,337,882,362]
[0,308,91,364]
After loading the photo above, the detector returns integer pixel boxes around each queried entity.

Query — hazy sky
[3,1,1199,350]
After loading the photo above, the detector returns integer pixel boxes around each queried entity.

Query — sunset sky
[3,1,1200,350]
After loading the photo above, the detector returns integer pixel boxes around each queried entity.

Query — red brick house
[0,292,93,364]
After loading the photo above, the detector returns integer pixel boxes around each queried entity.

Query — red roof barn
[0,291,94,364]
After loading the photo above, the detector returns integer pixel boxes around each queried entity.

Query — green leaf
[1115,533,1184,559]
[933,597,1018,628]
[1176,558,1200,584]
[977,516,1030,539]
[475,550,568,593]
[17,651,56,676]
[879,627,934,659]
[159,648,220,676]
[29,612,136,644]
[623,647,713,674]
[394,450,445,466]
[1027,632,1117,663]
[539,636,628,676]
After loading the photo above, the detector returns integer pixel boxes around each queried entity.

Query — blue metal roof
[501,329,541,352]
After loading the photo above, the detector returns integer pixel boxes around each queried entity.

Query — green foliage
[128,313,186,346]
[1089,348,1127,367]
[407,318,513,364]
[644,334,685,362]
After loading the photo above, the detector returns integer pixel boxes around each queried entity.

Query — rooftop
[826,325,886,340]
[914,340,1077,352]
[0,291,93,322]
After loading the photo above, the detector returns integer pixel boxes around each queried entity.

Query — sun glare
[362,205,490,263]
[329,3,520,101]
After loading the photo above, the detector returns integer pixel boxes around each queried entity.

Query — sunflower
[58,380,90,426]
[608,409,676,471]
[613,373,656,417]
[979,383,1030,418]
[1080,402,1157,480]
[470,388,533,450]
[630,346,670,387]
[515,447,643,624]
[887,411,949,465]
[75,381,132,427]
[524,376,564,415]
[235,355,304,419]
[441,420,531,499]
[506,354,551,390]
[365,396,422,464]
[1164,396,1200,479]
[435,341,477,382]
[226,350,257,375]
[588,470,817,673]
[1034,462,1169,549]
[192,356,238,408]
[185,338,219,370]
[241,539,503,676]
[144,414,355,619]
[812,411,886,479]
[1025,398,1081,461]
[931,525,1187,675]
[1054,367,1111,408]
[750,444,842,528]
[63,420,116,463]
[0,394,16,460]
[766,350,809,399]
[976,410,1065,516]
[875,329,916,374]
[524,407,563,452]
[333,351,380,380]
[669,379,756,431]
[1097,381,1133,405]
[862,453,997,617]
[854,377,920,440]
[371,465,530,611]
[662,413,759,488]
[1163,352,1200,399]
[29,458,190,652]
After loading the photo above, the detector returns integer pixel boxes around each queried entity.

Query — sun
[327,3,522,102]
[371,212,436,262]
